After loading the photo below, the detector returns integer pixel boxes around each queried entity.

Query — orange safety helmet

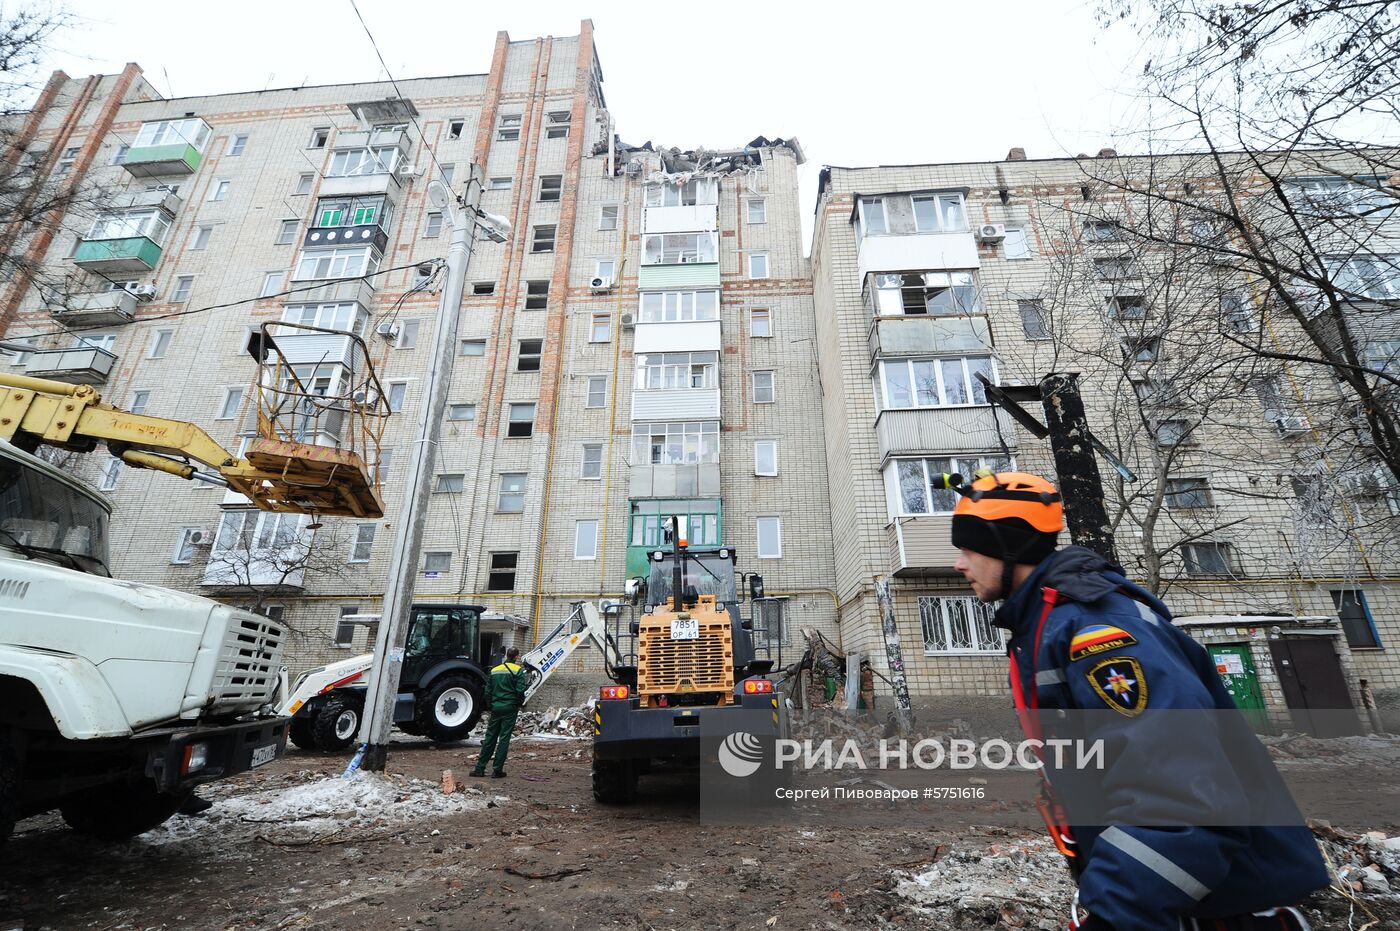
[953,471,1064,534]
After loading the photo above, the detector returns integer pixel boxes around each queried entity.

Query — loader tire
[0,733,19,844]
[288,713,317,751]
[312,694,363,752]
[61,779,187,841]
[417,675,484,743]
[591,756,638,804]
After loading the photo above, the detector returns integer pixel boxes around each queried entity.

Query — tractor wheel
[311,694,363,752]
[0,733,19,845]
[395,721,424,737]
[288,712,317,751]
[61,779,187,841]
[416,675,484,743]
[591,755,638,804]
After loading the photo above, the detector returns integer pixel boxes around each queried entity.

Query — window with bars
[920,596,1002,653]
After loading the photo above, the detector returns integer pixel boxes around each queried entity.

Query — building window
[747,198,766,224]
[639,290,720,322]
[193,226,212,250]
[111,144,129,166]
[912,194,968,232]
[645,178,718,207]
[275,219,299,245]
[920,596,1001,653]
[386,381,408,413]
[525,280,549,310]
[349,524,376,563]
[280,302,367,334]
[629,502,720,550]
[228,134,248,157]
[295,173,315,195]
[1083,220,1121,241]
[292,245,380,281]
[1331,589,1382,648]
[754,440,778,476]
[865,272,981,317]
[889,456,1013,515]
[487,552,518,591]
[172,276,194,303]
[133,118,210,150]
[218,387,243,420]
[1124,336,1162,363]
[590,313,612,343]
[594,259,616,283]
[327,146,402,178]
[1004,227,1033,259]
[489,177,511,190]
[748,253,770,279]
[424,211,443,238]
[308,127,330,149]
[586,376,607,409]
[172,527,199,565]
[1327,254,1400,301]
[581,443,603,479]
[85,208,173,245]
[518,339,542,372]
[1108,296,1148,320]
[1155,419,1190,447]
[1288,177,1395,216]
[497,473,526,512]
[149,329,173,359]
[98,457,122,491]
[532,225,556,253]
[635,351,719,390]
[632,421,720,465]
[129,390,151,414]
[1018,300,1050,340]
[395,319,420,349]
[460,339,486,356]
[507,403,535,438]
[4,335,37,366]
[877,356,994,409]
[1094,257,1140,280]
[261,271,285,298]
[756,516,782,559]
[209,180,230,202]
[546,111,571,138]
[472,281,495,296]
[333,606,359,648]
[539,175,562,202]
[434,473,464,493]
[1182,542,1237,577]
[750,307,772,337]
[859,198,887,235]
[448,119,465,140]
[496,114,521,142]
[372,449,393,485]
[423,552,451,576]
[1165,478,1213,509]
[1222,293,1256,333]
[752,370,775,404]
[315,195,390,228]
[439,163,454,184]
[642,232,718,265]
[599,205,619,230]
[447,403,476,421]
[574,520,598,560]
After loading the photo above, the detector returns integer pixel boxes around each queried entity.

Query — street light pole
[355,171,483,773]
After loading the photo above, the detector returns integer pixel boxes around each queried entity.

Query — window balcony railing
[875,407,1018,463]
[630,387,721,421]
[629,462,722,499]
[888,516,961,576]
[72,236,163,274]
[302,222,388,255]
[868,315,990,359]
[23,346,118,385]
[123,142,203,177]
[42,289,138,327]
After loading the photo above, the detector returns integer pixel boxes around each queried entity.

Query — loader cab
[402,604,483,684]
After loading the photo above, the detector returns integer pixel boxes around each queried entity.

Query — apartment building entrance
[1268,637,1362,737]
[1210,644,1270,734]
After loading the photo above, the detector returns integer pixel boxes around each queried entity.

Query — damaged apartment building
[0,22,837,699]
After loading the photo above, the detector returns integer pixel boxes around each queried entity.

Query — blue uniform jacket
[997,547,1327,930]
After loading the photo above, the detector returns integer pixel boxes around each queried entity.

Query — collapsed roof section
[599,135,805,180]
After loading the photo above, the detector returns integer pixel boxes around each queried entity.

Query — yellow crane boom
[0,372,383,518]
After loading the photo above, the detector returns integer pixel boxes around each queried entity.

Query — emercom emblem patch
[1069,625,1138,662]
[1087,657,1147,716]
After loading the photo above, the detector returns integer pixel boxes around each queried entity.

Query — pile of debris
[513,704,594,740]
[1314,821,1400,896]
[892,837,1074,929]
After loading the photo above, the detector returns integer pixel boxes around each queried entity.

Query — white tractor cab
[281,604,488,751]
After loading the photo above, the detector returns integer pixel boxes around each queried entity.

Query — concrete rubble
[512,703,594,740]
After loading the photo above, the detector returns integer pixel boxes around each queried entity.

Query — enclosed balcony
[200,510,309,589]
[122,118,211,177]
[73,207,173,274]
[643,204,719,234]
[888,516,960,576]
[23,346,117,384]
[632,388,721,420]
[633,318,722,353]
[629,463,722,498]
[43,289,138,327]
[632,351,720,420]
[875,407,1018,462]
[319,141,411,197]
[868,315,991,358]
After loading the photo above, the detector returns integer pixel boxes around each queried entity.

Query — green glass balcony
[72,236,163,274]
[122,142,202,177]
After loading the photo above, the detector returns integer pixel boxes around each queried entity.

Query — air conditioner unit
[396,163,420,177]
[376,321,401,341]
[128,283,157,302]
[1274,415,1310,435]
[620,313,635,330]
[590,276,614,291]
[188,527,215,547]
[976,223,1007,243]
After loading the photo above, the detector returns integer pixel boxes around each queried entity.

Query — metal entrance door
[1211,644,1271,734]
[1267,637,1362,737]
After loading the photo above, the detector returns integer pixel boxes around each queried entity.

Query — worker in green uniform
[471,647,528,779]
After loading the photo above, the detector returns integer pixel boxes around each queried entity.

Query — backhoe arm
[520,601,625,703]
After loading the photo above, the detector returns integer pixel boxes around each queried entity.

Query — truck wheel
[0,734,19,844]
[60,780,187,841]
[591,756,638,804]
[417,675,484,743]
[312,694,363,751]
[288,713,317,751]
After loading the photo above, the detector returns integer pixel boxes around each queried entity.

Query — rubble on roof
[609,135,804,181]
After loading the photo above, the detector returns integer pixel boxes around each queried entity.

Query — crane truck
[0,364,382,842]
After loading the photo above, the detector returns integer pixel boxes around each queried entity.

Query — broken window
[496,114,521,142]
[642,232,717,265]
[539,175,562,203]
[1165,478,1212,509]
[1108,296,1148,320]
[448,119,465,140]
[865,272,980,317]
[487,551,518,590]
[1018,300,1050,340]
[531,225,556,253]
[517,339,542,372]
[1083,220,1121,241]
[643,178,718,207]
[912,194,966,232]
[525,280,549,310]
[546,110,571,139]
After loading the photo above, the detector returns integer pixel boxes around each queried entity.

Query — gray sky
[39,0,1147,246]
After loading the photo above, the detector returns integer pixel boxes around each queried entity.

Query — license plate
[671,617,699,640]
[250,742,278,768]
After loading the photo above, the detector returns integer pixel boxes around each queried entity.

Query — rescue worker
[470,646,527,779]
[947,470,1327,931]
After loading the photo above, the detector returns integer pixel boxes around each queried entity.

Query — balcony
[72,236,162,274]
[319,172,401,198]
[633,319,722,353]
[631,388,721,421]
[302,222,389,255]
[875,407,1018,462]
[868,315,990,358]
[630,463,722,498]
[638,263,721,291]
[267,329,368,370]
[44,289,138,327]
[113,189,183,214]
[288,277,377,304]
[858,231,980,280]
[201,553,306,589]
[643,204,718,234]
[23,346,117,384]
[888,516,960,576]
[333,128,412,151]
[123,143,202,178]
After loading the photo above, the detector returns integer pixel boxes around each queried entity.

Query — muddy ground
[2,734,1399,931]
